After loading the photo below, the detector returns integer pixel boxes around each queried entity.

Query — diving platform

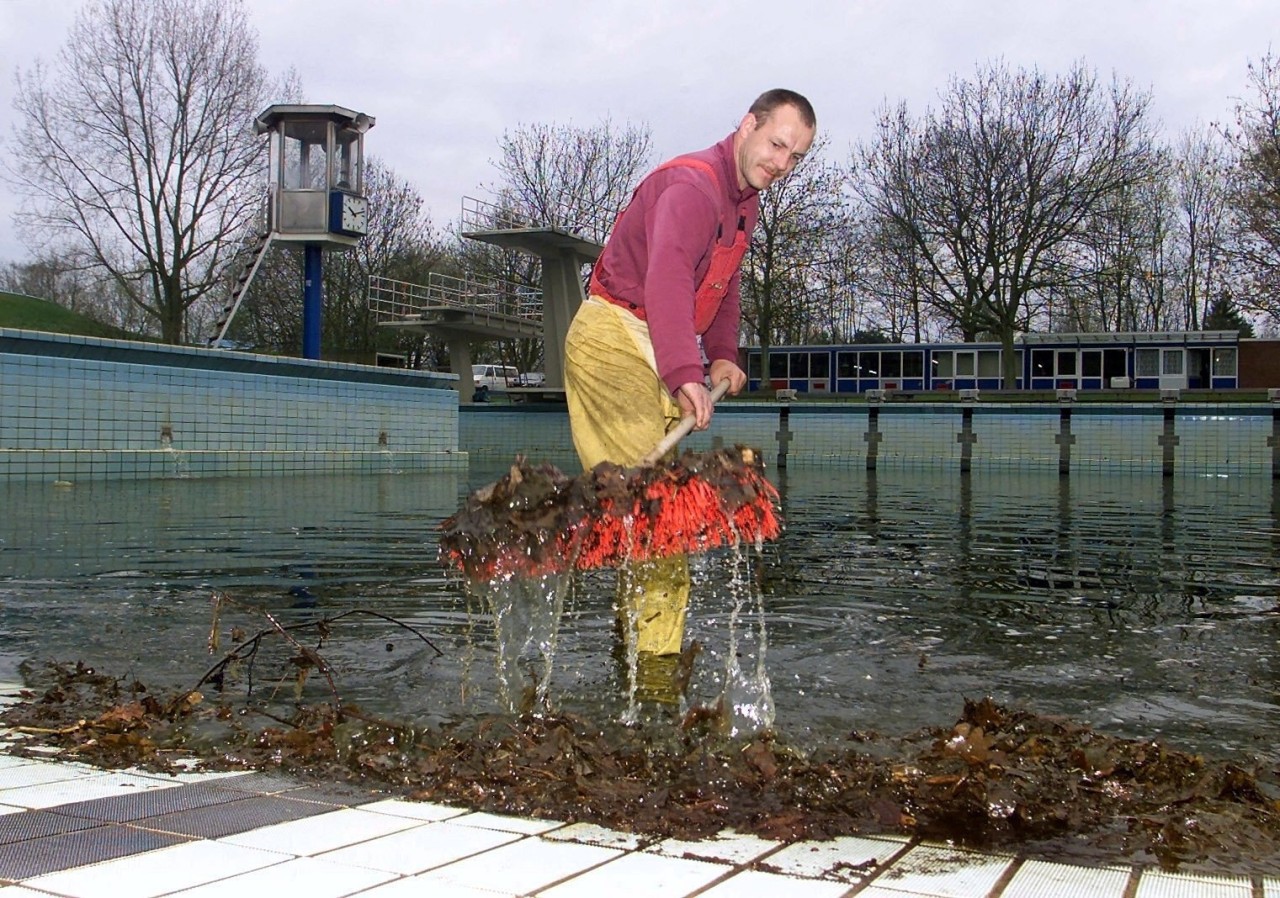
[370,196,606,403]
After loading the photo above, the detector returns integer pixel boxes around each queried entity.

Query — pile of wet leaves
[5,660,1280,876]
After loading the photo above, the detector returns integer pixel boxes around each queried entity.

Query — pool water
[2,466,1278,763]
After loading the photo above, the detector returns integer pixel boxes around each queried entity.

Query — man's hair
[749,89,816,129]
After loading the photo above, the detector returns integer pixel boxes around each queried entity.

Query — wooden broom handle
[641,379,732,465]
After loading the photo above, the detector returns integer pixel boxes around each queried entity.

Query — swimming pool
[1,465,1277,764]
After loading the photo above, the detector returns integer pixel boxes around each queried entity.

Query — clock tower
[254,104,375,359]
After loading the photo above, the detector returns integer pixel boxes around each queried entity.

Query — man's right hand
[677,381,714,430]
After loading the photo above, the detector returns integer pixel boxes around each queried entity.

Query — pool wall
[0,328,465,481]
[462,398,1280,477]
[4,325,1276,482]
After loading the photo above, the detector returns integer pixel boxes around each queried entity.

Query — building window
[1212,347,1237,377]
[1136,348,1160,377]
[977,350,1001,377]
[1031,349,1054,378]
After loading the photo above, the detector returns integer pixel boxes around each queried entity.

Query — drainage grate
[0,823,188,880]
[276,783,384,807]
[0,808,101,845]
[135,795,336,839]
[46,781,247,823]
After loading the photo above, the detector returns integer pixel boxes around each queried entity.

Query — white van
[472,363,519,390]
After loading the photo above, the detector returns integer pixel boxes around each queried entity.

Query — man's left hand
[709,359,747,395]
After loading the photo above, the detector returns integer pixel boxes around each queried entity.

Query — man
[563,88,816,698]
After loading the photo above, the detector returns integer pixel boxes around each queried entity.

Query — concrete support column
[537,250,587,389]
[445,335,475,403]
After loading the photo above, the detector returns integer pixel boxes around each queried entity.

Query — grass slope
[0,291,136,340]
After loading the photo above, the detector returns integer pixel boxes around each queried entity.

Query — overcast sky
[0,0,1272,266]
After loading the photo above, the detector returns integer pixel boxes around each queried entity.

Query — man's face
[734,104,815,192]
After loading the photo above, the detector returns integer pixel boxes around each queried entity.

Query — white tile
[219,807,424,856]
[357,876,508,897]
[318,820,522,875]
[535,850,727,898]
[1265,879,1280,898]
[160,855,397,898]
[451,809,564,834]
[0,770,182,809]
[0,754,40,771]
[357,797,469,822]
[23,839,290,898]
[698,868,851,898]
[869,843,1013,897]
[761,835,906,882]
[0,759,95,790]
[648,830,781,866]
[1003,859,1131,898]
[427,837,621,894]
[543,822,647,851]
[115,764,247,785]
[1136,869,1252,898]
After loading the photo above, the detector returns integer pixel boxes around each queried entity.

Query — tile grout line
[1121,864,1142,898]
[840,838,917,895]
[985,855,1025,897]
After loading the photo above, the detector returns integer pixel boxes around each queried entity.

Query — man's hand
[709,359,747,395]
[677,382,714,430]
[677,361,747,431]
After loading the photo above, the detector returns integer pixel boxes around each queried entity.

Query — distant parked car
[515,371,546,387]
[472,363,519,390]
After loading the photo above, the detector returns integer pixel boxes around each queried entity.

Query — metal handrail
[368,273,543,323]
[460,195,616,244]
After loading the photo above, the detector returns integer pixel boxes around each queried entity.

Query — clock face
[341,195,367,235]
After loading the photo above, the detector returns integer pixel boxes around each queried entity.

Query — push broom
[439,381,783,581]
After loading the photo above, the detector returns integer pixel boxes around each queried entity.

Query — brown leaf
[743,741,778,780]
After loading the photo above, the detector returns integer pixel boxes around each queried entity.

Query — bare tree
[1227,51,1280,323]
[1066,160,1175,332]
[1171,127,1234,331]
[488,118,654,243]
[854,60,1157,385]
[847,206,940,343]
[6,0,271,343]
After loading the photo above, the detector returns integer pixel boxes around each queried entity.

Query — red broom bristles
[439,447,782,582]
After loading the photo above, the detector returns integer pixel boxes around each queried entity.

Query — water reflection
[1,468,1279,763]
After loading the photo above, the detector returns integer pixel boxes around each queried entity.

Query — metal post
[303,243,323,360]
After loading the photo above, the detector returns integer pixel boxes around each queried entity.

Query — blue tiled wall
[7,326,1270,483]
[0,329,465,481]
[461,400,1278,477]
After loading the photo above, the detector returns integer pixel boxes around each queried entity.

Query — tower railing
[368,272,542,323]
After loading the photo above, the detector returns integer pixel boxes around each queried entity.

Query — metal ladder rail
[208,232,273,348]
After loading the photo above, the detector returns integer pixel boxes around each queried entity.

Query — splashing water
[467,569,572,713]
[719,545,775,737]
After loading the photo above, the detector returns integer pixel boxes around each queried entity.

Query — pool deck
[0,681,1267,898]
